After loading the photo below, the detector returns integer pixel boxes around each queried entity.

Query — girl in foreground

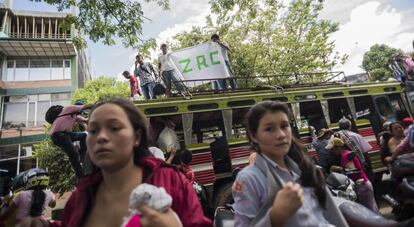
[18,98,211,227]
[232,101,346,227]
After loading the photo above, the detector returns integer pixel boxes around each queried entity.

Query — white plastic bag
[156,126,181,152]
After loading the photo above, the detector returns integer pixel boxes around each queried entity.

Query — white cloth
[129,183,172,213]
[149,146,165,161]
[168,41,231,87]
[158,54,175,72]
[156,126,181,152]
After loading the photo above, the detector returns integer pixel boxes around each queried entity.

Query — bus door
[295,100,328,162]
[354,95,387,176]
[326,98,352,129]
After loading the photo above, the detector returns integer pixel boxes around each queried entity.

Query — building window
[6,60,14,81]
[1,93,71,128]
[0,145,19,160]
[3,102,27,128]
[15,60,30,81]
[51,60,64,79]
[5,59,71,81]
[64,60,71,79]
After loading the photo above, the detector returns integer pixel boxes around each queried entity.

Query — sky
[9,0,414,78]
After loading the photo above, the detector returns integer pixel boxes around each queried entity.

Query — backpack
[45,105,77,124]
[45,105,64,124]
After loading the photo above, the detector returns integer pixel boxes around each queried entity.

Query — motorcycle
[214,168,408,227]
[326,171,358,202]
[382,153,414,221]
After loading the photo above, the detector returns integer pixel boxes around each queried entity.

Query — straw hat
[325,137,345,149]
[317,128,333,139]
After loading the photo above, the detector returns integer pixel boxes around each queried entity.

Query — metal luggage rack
[173,71,347,97]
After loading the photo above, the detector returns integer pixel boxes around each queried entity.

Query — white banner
[168,41,230,87]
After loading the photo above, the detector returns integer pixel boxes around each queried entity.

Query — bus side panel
[300,133,319,162]
[357,125,387,174]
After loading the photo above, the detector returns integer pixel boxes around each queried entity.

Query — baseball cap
[403,117,413,125]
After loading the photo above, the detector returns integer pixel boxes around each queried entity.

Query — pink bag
[125,214,141,227]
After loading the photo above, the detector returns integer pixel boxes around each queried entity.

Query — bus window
[389,94,403,112]
[355,96,382,134]
[192,110,224,144]
[327,98,351,124]
[354,96,375,119]
[374,96,394,121]
[299,101,327,131]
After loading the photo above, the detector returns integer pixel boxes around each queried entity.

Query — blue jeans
[162,70,185,93]
[213,61,237,91]
[141,81,155,99]
[51,131,87,178]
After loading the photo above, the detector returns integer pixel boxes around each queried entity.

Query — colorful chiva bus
[136,80,414,208]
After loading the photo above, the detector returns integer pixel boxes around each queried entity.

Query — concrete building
[0,0,91,195]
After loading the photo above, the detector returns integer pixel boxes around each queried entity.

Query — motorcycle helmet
[24,168,49,190]
[10,169,31,193]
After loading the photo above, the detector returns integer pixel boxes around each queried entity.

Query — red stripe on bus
[194,169,215,185]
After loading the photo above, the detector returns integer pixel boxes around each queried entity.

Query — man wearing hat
[310,126,333,172]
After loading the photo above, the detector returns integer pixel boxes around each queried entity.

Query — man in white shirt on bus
[158,43,189,98]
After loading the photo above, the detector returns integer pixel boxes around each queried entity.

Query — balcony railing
[7,32,71,39]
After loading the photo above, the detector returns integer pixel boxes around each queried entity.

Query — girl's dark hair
[90,98,152,165]
[246,100,327,208]
[29,187,46,217]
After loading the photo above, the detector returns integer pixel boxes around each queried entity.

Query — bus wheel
[214,182,234,208]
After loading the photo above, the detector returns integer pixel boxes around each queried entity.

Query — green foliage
[35,77,129,193]
[362,44,404,81]
[172,0,346,85]
[34,137,76,195]
[73,77,130,104]
[44,0,169,49]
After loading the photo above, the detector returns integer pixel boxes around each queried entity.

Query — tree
[362,44,404,81]
[34,77,129,194]
[172,0,347,86]
[42,0,169,49]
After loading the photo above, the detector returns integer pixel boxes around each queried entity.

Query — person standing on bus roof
[122,71,141,100]
[211,34,237,90]
[158,44,190,98]
[134,54,158,100]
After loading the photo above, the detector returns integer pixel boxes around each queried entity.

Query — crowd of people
[389,41,414,82]
[0,98,210,227]
[122,34,238,100]
[2,96,414,226]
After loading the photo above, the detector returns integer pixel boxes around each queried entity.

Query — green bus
[135,75,414,209]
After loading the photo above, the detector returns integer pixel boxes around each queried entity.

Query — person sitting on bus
[178,149,195,185]
[232,101,346,227]
[380,131,393,165]
[16,98,212,227]
[326,137,379,213]
[390,124,414,161]
[337,118,372,165]
[309,126,333,172]
[387,122,405,159]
